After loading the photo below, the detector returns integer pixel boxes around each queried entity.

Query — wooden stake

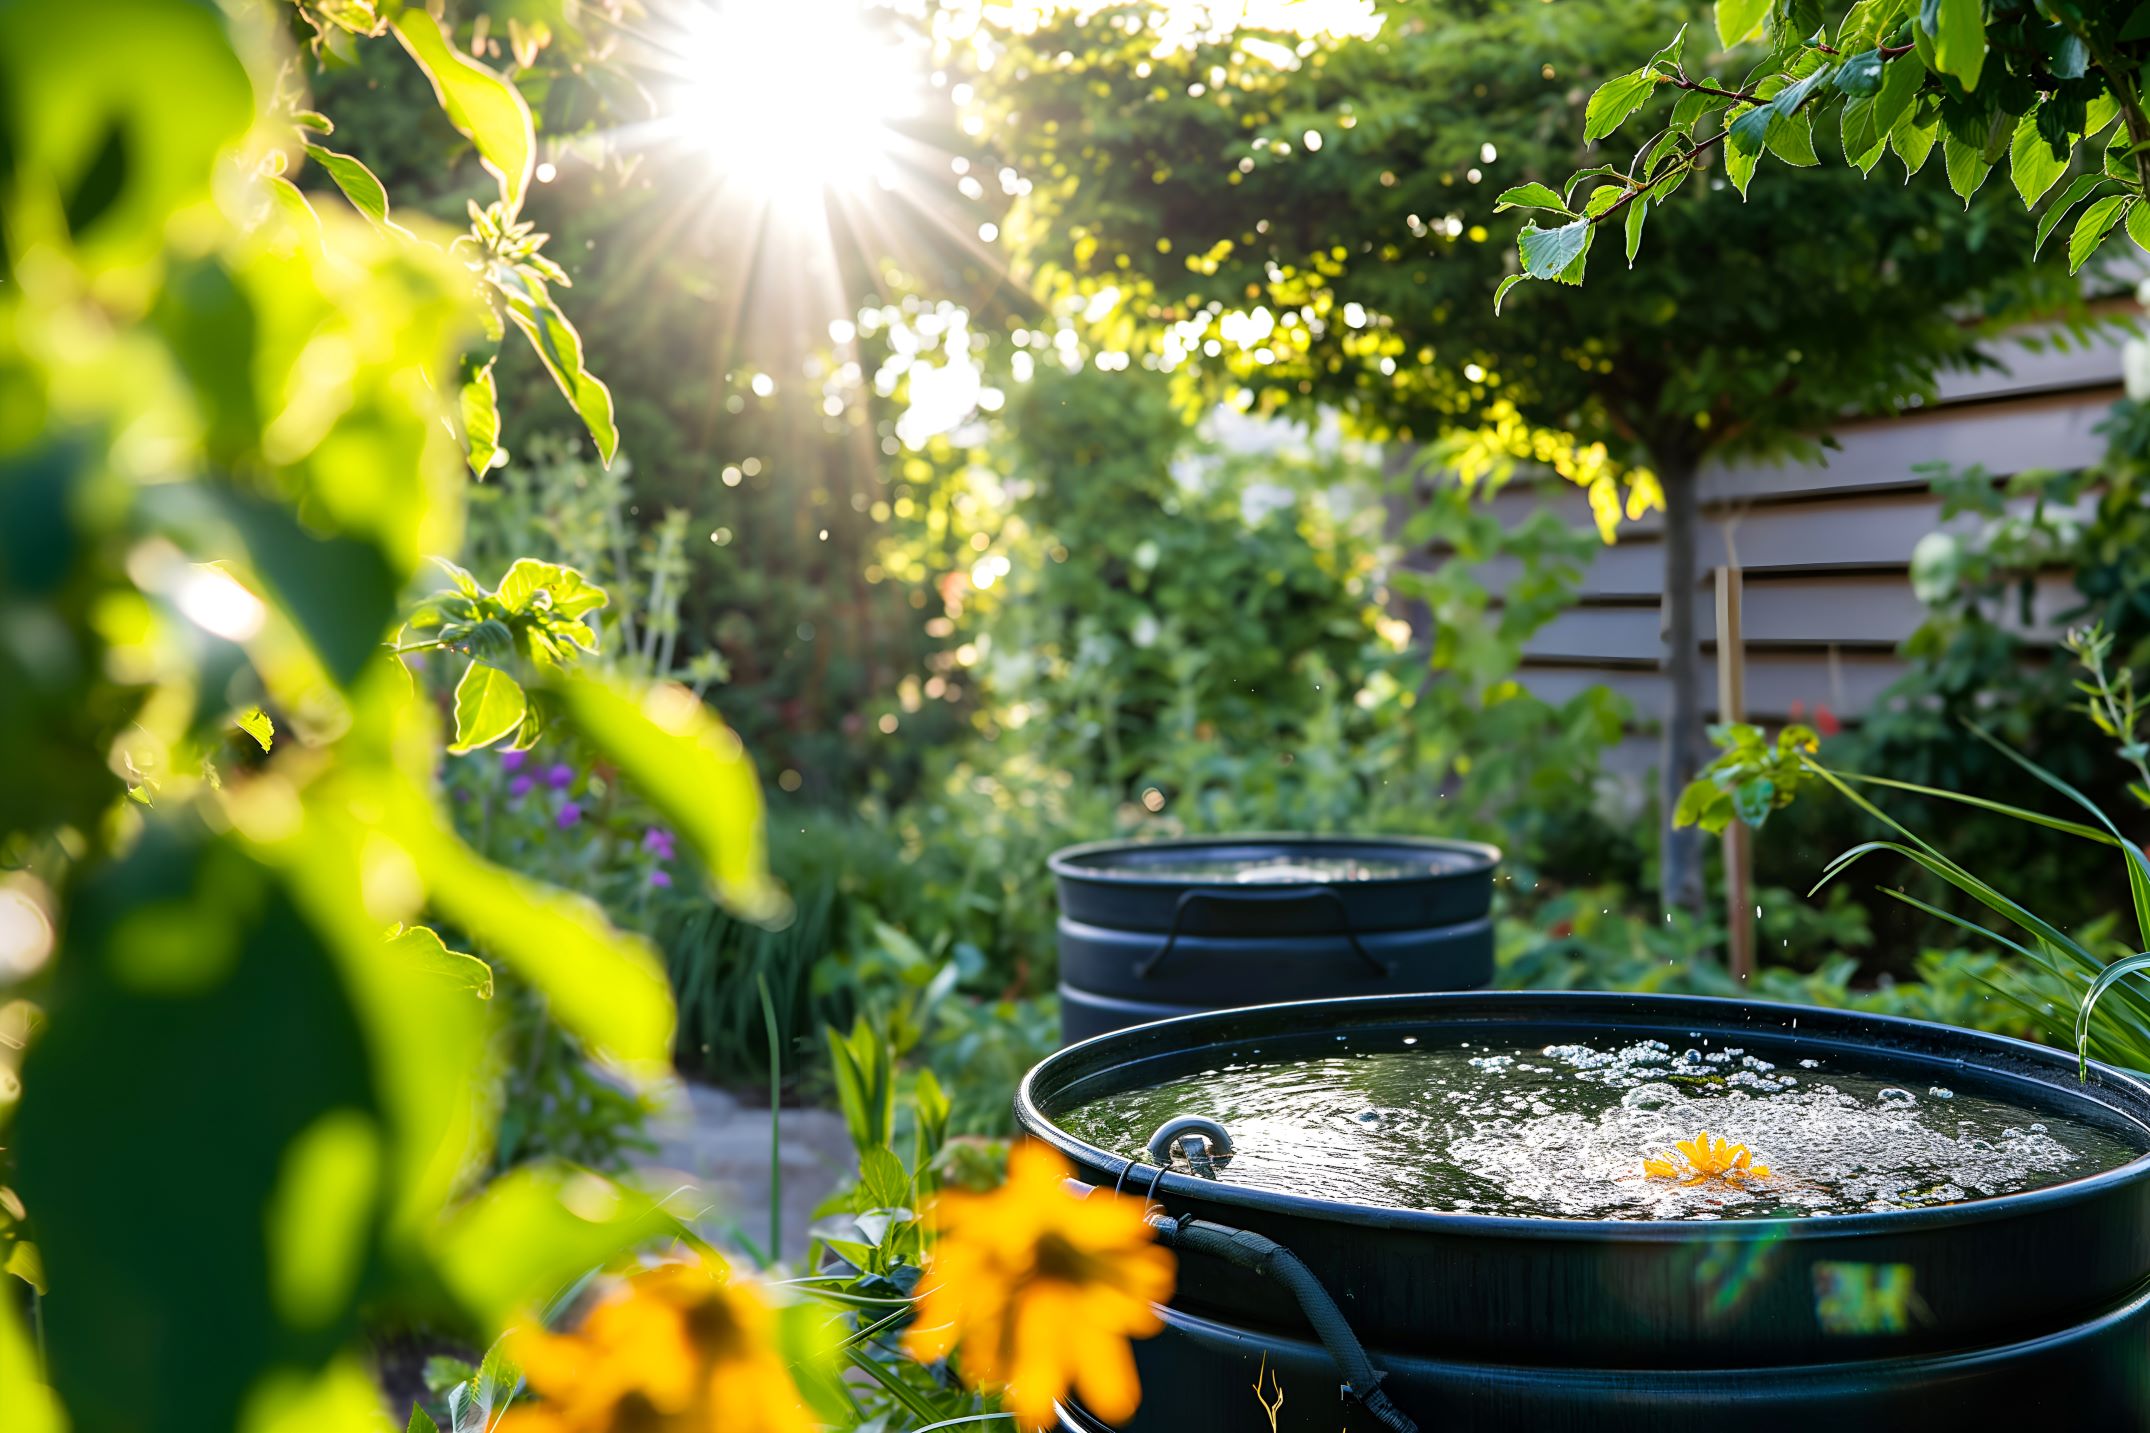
[1715,566,1757,982]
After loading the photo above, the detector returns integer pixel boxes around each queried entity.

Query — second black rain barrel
[1048,833,1499,1044]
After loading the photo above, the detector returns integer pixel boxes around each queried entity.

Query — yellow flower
[498,1259,812,1433]
[906,1142,1176,1430]
[1642,1131,1772,1186]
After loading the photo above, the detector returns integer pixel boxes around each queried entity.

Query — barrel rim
[1046,832,1503,887]
[1015,989,2150,1243]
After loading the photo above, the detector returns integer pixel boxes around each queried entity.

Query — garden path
[640,1080,855,1265]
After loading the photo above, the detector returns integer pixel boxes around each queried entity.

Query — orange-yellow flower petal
[1644,1131,1772,1186]
[497,1259,811,1433]
[908,1143,1175,1430]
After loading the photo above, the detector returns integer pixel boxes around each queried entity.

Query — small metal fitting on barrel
[1146,1115,1235,1179]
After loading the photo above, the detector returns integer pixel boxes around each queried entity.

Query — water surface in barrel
[1058,1035,2147,1220]
[1083,854,1438,883]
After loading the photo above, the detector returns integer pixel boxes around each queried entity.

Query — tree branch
[1589,127,1729,228]
[1664,72,1756,105]
[2083,32,2150,200]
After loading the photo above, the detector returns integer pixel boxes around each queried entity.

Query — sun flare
[666,0,920,209]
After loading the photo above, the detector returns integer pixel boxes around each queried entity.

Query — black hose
[1148,1214,1420,1433]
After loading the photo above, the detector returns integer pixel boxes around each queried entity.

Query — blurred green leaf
[1716,0,1767,47]
[387,922,493,999]
[238,707,275,752]
[547,674,779,917]
[412,817,675,1073]
[14,824,384,1432]
[0,0,253,266]
[0,1295,64,1433]
[431,1166,675,1326]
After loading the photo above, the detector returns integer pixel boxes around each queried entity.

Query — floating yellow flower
[499,1259,811,1433]
[1643,1131,1772,1186]
[906,1142,1176,1430]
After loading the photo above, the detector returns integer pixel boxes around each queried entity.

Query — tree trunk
[1657,455,1706,919]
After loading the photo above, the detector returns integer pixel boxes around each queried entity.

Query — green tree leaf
[1942,125,1992,203]
[449,662,526,752]
[1493,272,1527,314]
[2127,198,2150,254]
[1584,72,1658,143]
[1493,182,1573,215]
[1716,0,1769,48]
[1839,96,1887,173]
[1517,219,1591,279]
[495,271,619,467]
[459,353,501,477]
[1765,107,1820,166]
[2086,92,2122,139]
[2036,174,2117,259]
[388,7,534,215]
[1726,128,1761,196]
[1891,113,1938,180]
[1835,49,1885,96]
[1647,24,1688,73]
[2009,107,2069,208]
[1928,0,1985,90]
[2069,193,2132,274]
[1871,50,1924,137]
[302,144,394,232]
[1625,197,1648,267]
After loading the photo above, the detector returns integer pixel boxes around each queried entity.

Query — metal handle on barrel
[1134,884,1387,979]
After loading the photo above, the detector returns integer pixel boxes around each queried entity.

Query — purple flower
[648,869,673,889]
[556,801,583,829]
[641,827,677,860]
[499,749,528,773]
[509,773,536,800]
[544,762,575,791]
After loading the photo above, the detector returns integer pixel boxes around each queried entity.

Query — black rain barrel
[1018,991,2150,1430]
[1048,834,1500,1045]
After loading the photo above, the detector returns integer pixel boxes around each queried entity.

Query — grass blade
[1827,768,2115,847]
[2078,952,2150,1077]
[1964,721,2150,954]
[1814,841,2098,965]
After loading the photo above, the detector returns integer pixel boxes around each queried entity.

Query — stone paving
[638,1080,855,1265]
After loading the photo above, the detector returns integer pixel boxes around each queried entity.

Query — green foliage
[1554,0,2150,290]
[1675,722,1824,834]
[0,2,774,1426]
[959,0,2071,474]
